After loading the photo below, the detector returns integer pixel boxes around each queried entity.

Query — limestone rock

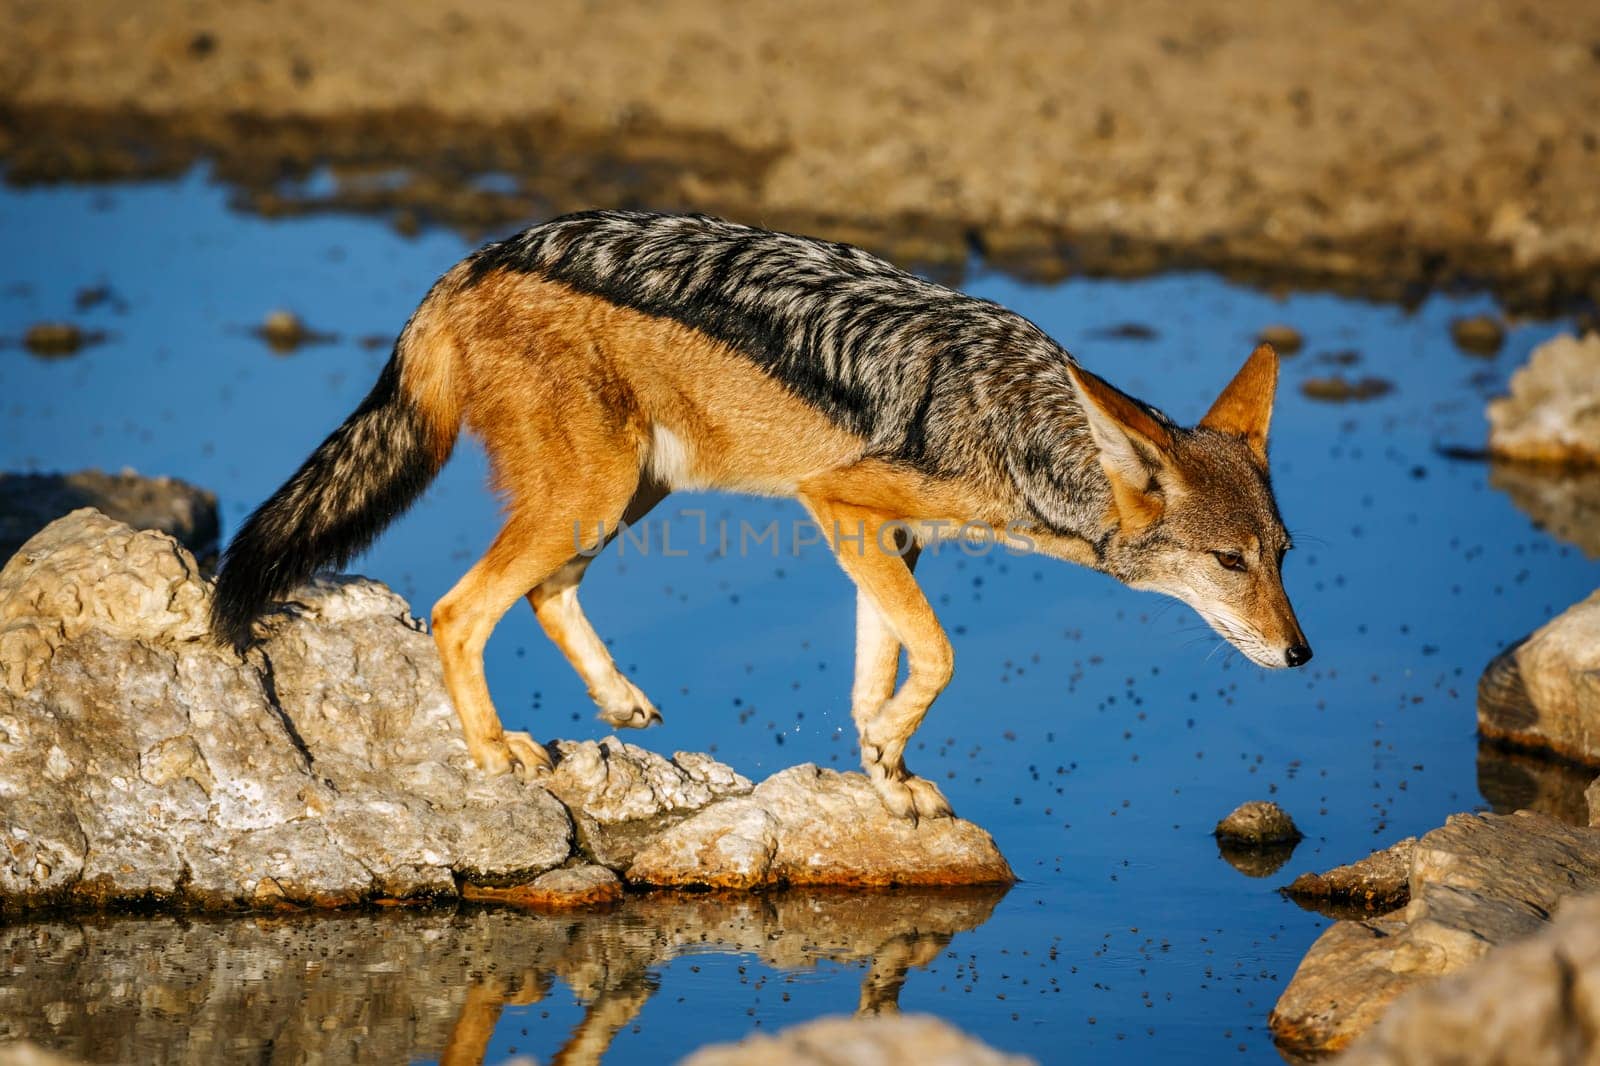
[680,1014,1036,1066]
[0,509,1014,915]
[1283,837,1415,918]
[546,736,753,870]
[1342,894,1600,1065]
[1590,776,1600,827]
[0,470,218,565]
[0,888,1006,1062]
[1270,811,1600,1056]
[1478,590,1600,764]
[0,510,572,914]
[1488,333,1600,466]
[627,765,1015,889]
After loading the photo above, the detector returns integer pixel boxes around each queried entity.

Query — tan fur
[404,271,1303,814]
[418,272,1002,809]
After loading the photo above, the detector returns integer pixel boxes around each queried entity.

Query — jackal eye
[1212,550,1247,572]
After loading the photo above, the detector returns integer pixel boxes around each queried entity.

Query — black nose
[1285,644,1313,668]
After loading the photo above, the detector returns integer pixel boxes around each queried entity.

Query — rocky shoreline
[0,510,1012,920]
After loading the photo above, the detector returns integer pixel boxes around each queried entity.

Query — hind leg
[529,480,667,730]
[433,472,641,778]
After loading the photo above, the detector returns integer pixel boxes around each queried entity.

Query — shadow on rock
[0,887,1006,1066]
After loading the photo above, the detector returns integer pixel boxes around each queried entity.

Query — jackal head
[1067,344,1313,669]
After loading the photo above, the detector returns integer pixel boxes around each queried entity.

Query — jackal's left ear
[1200,343,1278,463]
[1068,363,1176,531]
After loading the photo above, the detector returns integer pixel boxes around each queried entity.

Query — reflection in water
[0,888,1005,1065]
[1214,840,1299,879]
[1489,461,1600,559]
[1477,740,1599,826]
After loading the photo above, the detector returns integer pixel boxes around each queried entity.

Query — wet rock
[461,864,622,910]
[627,765,1015,889]
[1341,894,1600,1065]
[0,469,218,564]
[1256,325,1304,354]
[1283,837,1415,919]
[1449,314,1506,357]
[253,309,335,352]
[1215,800,1301,845]
[1487,332,1600,466]
[1300,375,1395,402]
[1214,801,1301,878]
[681,1014,1035,1065]
[1270,811,1600,1056]
[1477,589,1600,764]
[0,889,1005,1062]
[1490,460,1600,558]
[21,322,100,358]
[1477,739,1598,826]
[0,509,573,914]
[546,736,753,871]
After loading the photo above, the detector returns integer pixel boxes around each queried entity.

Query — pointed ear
[1068,364,1176,532]
[1200,343,1278,463]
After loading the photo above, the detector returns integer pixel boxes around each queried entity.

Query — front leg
[800,490,953,821]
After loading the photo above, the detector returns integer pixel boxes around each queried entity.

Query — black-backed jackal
[212,211,1311,821]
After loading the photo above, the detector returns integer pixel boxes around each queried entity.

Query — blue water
[2,171,1595,1064]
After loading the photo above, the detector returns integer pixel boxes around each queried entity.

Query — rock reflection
[1489,461,1600,559]
[0,887,1005,1065]
[1477,739,1598,826]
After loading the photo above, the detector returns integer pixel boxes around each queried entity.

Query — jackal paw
[503,731,553,780]
[595,685,662,730]
[863,751,954,823]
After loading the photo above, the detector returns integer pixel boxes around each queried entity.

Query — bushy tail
[210,320,459,650]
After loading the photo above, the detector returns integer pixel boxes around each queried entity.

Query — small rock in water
[254,309,334,353]
[1216,800,1302,845]
[1450,314,1506,356]
[1283,837,1415,919]
[1301,375,1394,403]
[22,322,98,358]
[1256,324,1304,354]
